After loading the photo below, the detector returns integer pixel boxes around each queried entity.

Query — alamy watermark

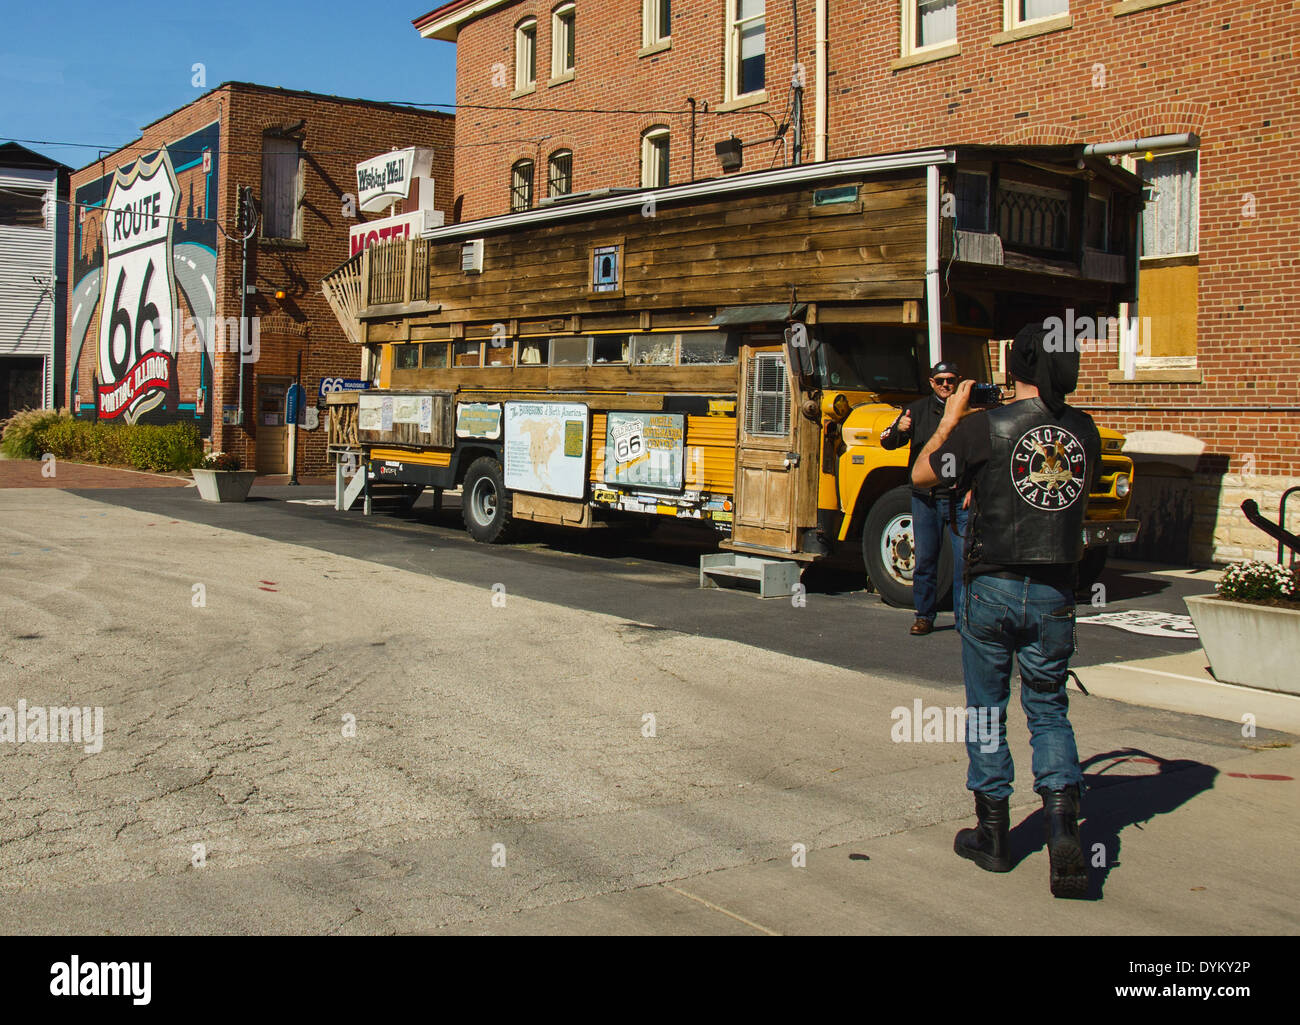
[1042,310,1152,357]
[0,701,104,754]
[891,700,998,754]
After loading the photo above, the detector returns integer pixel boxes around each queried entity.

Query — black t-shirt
[928,412,1093,591]
[880,393,953,496]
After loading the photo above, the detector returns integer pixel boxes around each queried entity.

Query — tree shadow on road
[1007,748,1219,900]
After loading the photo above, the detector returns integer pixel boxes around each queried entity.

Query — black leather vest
[970,398,1100,565]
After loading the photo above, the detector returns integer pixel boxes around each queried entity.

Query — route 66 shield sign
[96,150,179,422]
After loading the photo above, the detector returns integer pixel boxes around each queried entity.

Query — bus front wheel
[862,485,954,610]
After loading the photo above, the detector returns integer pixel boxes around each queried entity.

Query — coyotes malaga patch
[1010,425,1087,510]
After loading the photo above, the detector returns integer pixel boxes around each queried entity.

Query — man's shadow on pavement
[1006,748,1218,900]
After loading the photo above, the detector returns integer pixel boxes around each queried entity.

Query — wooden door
[255,378,289,474]
[731,341,799,553]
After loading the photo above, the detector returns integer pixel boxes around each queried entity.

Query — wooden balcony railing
[364,237,432,309]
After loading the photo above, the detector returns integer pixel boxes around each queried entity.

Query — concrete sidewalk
[0,488,1294,935]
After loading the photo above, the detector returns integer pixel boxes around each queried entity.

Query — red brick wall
[442,0,1298,510]
[68,83,454,476]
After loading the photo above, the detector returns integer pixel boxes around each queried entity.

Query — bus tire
[862,485,954,610]
[461,456,516,544]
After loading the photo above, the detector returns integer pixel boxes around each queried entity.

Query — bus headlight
[1114,473,1131,498]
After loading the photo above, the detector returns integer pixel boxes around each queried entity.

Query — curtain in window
[511,161,534,212]
[1021,0,1067,21]
[916,0,956,47]
[262,137,299,238]
[1141,152,1198,257]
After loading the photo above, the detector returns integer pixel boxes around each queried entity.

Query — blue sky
[0,0,458,170]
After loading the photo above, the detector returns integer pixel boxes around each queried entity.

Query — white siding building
[0,143,69,417]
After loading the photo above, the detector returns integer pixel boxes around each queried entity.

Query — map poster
[604,412,685,491]
[504,401,589,500]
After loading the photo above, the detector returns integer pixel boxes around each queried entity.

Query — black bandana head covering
[1008,320,1079,417]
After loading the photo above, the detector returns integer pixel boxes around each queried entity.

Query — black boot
[953,792,1011,872]
[1041,785,1088,899]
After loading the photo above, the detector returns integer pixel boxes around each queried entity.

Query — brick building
[66,82,454,476]
[412,0,1298,565]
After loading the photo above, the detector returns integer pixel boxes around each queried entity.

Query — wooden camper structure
[321,145,1141,587]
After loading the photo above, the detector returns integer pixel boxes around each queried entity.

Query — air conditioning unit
[461,239,484,273]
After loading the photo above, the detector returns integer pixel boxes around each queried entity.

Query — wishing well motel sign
[349,147,443,256]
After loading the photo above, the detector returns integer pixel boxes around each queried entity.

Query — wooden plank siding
[363,173,928,336]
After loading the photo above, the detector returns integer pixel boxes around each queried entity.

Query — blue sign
[318,377,370,399]
[286,384,305,425]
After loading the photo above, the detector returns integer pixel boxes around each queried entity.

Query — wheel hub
[881,513,915,584]
[471,477,497,524]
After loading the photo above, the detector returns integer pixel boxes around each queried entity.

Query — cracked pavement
[0,488,1296,935]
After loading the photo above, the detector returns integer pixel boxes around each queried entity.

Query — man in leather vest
[911,322,1100,898]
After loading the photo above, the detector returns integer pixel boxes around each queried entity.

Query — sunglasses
[932,377,958,386]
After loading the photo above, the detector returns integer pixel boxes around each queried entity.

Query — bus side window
[519,339,550,365]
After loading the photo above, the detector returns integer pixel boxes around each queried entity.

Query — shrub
[7,414,205,473]
[1216,561,1299,604]
[0,408,65,460]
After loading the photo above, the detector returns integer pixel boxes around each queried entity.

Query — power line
[0,101,779,161]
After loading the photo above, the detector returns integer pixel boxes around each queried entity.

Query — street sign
[286,383,305,425]
[318,377,369,399]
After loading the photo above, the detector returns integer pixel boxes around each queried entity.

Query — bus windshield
[815,326,925,392]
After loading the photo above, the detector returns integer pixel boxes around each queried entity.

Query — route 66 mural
[70,121,219,430]
[95,151,179,422]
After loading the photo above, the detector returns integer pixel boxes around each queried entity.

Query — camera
[969,383,1003,408]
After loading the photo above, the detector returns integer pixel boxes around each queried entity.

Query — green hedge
[1,410,204,473]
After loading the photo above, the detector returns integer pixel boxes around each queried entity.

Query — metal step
[699,552,803,599]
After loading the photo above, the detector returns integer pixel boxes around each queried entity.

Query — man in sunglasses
[880,361,970,635]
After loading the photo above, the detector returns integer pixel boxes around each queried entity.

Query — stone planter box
[1184,594,1300,695]
[192,469,257,503]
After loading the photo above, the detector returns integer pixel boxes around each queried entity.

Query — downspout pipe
[814,0,827,161]
[925,164,942,368]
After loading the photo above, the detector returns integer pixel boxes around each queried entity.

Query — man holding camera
[911,323,1100,899]
[880,361,970,635]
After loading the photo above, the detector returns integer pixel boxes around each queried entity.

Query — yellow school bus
[323,146,1139,602]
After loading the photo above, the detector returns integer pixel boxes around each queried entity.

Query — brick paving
[0,459,189,489]
[0,460,336,490]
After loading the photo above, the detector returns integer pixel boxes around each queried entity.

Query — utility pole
[236,186,257,430]
[287,349,303,486]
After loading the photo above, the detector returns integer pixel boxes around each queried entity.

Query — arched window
[551,4,576,78]
[640,127,669,188]
[548,150,573,197]
[515,18,537,92]
[510,159,535,212]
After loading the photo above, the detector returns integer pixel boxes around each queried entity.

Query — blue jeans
[960,574,1083,800]
[911,492,968,627]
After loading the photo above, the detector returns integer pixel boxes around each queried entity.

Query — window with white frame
[510,159,534,212]
[1006,0,1067,28]
[551,4,575,77]
[643,0,671,47]
[261,135,302,239]
[515,18,537,91]
[548,150,573,197]
[641,128,669,188]
[726,0,765,101]
[1140,150,1198,258]
[902,0,957,55]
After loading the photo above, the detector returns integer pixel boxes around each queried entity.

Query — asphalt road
[75,481,1208,688]
[1,484,1293,938]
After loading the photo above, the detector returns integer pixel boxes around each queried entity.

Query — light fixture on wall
[715,136,743,173]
